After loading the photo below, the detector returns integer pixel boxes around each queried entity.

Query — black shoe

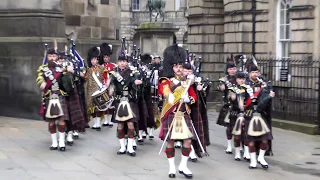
[73,135,79,139]
[91,127,97,129]
[67,141,73,146]
[179,170,193,179]
[235,158,241,161]
[142,135,147,139]
[225,151,232,154]
[103,124,109,127]
[96,127,101,131]
[117,151,126,155]
[128,152,136,157]
[249,166,256,169]
[168,174,176,178]
[109,124,113,128]
[189,158,197,162]
[133,146,137,150]
[149,135,154,139]
[59,147,66,151]
[50,146,58,150]
[138,139,144,143]
[258,162,269,169]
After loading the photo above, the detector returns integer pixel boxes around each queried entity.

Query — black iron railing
[258,58,319,125]
[211,58,320,125]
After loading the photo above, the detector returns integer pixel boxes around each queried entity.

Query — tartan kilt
[44,96,69,122]
[67,88,87,132]
[159,112,195,141]
[145,97,155,128]
[226,111,237,137]
[113,101,138,123]
[216,105,229,126]
[104,108,115,115]
[243,114,273,142]
[137,98,148,132]
[190,102,206,156]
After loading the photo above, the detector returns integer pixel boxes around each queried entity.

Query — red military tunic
[158,77,197,140]
[103,62,116,84]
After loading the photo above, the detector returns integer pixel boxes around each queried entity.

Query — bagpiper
[56,50,87,145]
[238,61,274,169]
[136,54,153,142]
[100,43,116,127]
[106,37,143,156]
[158,44,197,178]
[182,55,210,162]
[36,42,72,151]
[217,58,237,154]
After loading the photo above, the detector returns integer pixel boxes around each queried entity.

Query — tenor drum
[91,88,113,111]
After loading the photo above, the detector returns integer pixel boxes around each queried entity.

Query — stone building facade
[188,0,320,80]
[188,0,320,124]
[121,0,189,53]
[0,0,121,119]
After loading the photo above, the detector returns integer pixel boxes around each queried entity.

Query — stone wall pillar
[0,0,66,119]
[224,0,269,58]
[187,0,224,101]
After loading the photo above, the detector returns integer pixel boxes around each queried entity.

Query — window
[132,0,140,11]
[276,0,291,81]
[116,29,119,40]
[277,0,291,61]
[175,0,181,11]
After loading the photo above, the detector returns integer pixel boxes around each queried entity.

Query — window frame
[132,0,140,11]
[276,0,291,81]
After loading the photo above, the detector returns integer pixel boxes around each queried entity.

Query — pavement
[0,110,320,180]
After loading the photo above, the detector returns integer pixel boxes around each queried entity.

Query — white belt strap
[92,71,103,89]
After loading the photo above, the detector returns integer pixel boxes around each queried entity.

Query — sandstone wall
[0,0,66,119]
[61,0,121,60]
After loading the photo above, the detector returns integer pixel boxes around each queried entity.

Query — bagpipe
[186,50,212,106]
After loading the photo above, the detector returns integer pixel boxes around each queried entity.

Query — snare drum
[91,88,113,111]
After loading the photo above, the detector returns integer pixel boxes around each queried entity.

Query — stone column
[223,0,269,58]
[187,0,224,101]
[0,0,66,119]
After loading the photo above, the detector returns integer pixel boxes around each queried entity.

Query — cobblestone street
[0,110,320,180]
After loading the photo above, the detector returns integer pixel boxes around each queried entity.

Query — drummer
[85,46,106,131]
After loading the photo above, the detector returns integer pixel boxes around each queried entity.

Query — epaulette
[240,84,247,88]
[109,70,116,77]
[36,64,46,85]
[219,76,227,82]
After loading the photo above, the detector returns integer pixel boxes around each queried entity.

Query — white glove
[181,94,190,103]
[187,74,195,80]
[168,93,174,104]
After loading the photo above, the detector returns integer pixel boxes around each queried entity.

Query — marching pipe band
[35,36,276,179]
